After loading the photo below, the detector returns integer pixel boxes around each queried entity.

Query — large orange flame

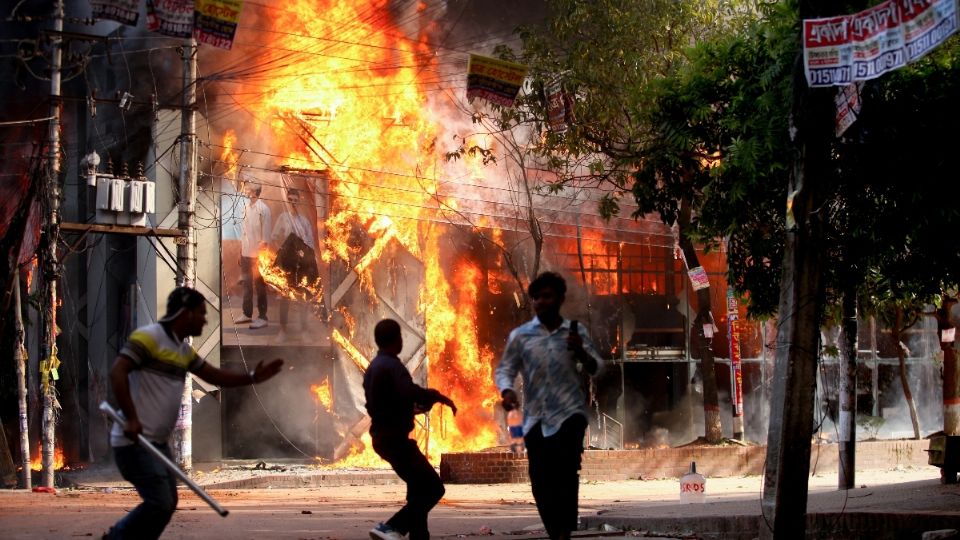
[225,0,504,466]
[319,432,387,469]
[220,129,240,179]
[423,260,499,461]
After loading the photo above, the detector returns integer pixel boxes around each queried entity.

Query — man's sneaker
[249,318,268,329]
[369,522,403,540]
[235,315,252,324]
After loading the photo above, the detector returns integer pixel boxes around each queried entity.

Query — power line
[201,181,674,247]
[203,162,632,228]
[200,142,635,209]
[0,116,56,126]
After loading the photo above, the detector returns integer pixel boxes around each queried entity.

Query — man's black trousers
[525,415,587,539]
[372,434,445,540]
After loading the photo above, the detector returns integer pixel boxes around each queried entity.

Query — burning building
[203,0,700,464]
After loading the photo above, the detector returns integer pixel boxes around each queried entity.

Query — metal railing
[598,412,624,450]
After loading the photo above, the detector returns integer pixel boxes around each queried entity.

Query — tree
[637,5,960,534]
[487,0,765,444]
[833,34,960,446]
[545,0,959,531]
[485,4,959,522]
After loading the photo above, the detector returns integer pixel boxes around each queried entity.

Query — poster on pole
[803,14,852,86]
[546,78,571,134]
[835,82,864,137]
[90,0,140,25]
[727,290,743,417]
[849,1,904,80]
[194,0,243,50]
[901,0,959,61]
[804,0,958,87]
[466,54,528,108]
[147,0,194,38]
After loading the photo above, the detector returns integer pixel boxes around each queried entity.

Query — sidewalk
[576,466,960,539]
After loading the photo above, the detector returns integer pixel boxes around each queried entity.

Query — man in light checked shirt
[495,271,604,540]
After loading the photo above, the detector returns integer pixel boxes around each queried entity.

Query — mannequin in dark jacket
[363,318,457,540]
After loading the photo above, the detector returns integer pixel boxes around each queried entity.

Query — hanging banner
[147,0,194,38]
[835,81,864,136]
[194,0,243,50]
[727,290,744,418]
[804,0,958,87]
[688,266,710,291]
[803,14,851,86]
[90,0,139,25]
[849,1,904,81]
[546,79,571,133]
[901,0,958,61]
[466,54,528,107]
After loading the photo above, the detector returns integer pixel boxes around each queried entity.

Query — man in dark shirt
[363,318,457,540]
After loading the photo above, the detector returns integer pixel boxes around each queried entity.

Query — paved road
[0,466,953,539]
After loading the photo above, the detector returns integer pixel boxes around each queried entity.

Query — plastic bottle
[679,461,706,503]
[507,408,524,455]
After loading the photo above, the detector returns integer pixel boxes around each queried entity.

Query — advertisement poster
[804,0,957,87]
[727,290,744,417]
[466,54,528,107]
[221,172,326,348]
[688,266,710,291]
[195,0,243,50]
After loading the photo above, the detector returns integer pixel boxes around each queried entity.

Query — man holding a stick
[105,286,283,539]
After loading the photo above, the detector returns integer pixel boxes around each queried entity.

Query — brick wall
[439,440,932,484]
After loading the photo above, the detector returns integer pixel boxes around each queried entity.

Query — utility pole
[727,290,744,441]
[39,0,65,489]
[171,37,198,471]
[838,289,857,489]
[760,1,834,536]
[14,273,31,489]
[943,298,959,437]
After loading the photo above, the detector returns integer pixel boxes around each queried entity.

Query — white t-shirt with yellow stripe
[110,323,206,447]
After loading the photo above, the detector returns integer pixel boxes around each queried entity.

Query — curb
[581,512,960,540]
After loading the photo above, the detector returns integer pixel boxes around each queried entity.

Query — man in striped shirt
[495,272,604,540]
[105,287,283,539]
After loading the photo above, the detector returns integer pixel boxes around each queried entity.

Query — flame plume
[29,443,64,471]
[310,377,333,412]
[224,0,503,466]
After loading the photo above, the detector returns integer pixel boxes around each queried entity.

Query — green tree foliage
[639,3,960,318]
[498,0,762,182]
[491,1,960,449]
[633,4,797,316]
[494,0,767,444]
[837,40,960,308]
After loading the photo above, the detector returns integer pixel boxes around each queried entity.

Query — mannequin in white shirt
[237,181,271,329]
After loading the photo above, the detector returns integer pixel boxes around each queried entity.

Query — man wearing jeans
[237,181,271,329]
[105,287,283,539]
[495,272,604,540]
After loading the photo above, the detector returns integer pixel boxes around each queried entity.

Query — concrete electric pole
[39,0,64,489]
[172,36,199,471]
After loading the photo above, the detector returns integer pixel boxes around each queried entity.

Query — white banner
[804,0,958,87]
